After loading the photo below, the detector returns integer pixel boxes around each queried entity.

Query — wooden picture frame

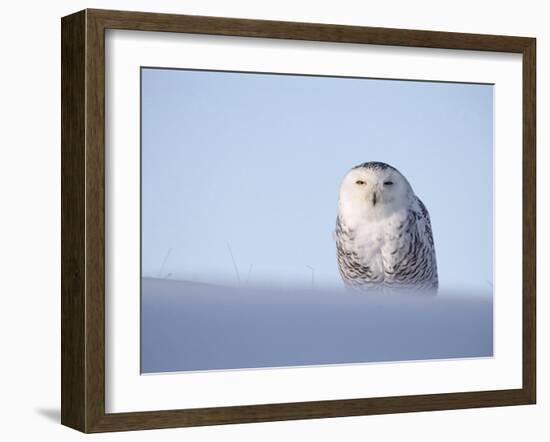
[61,8,536,433]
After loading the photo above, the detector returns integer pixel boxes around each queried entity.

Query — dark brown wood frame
[61,8,536,433]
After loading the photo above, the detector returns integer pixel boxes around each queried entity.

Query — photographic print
[140,67,494,374]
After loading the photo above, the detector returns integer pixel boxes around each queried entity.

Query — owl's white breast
[347,209,409,270]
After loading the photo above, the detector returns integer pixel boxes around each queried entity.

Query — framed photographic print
[61,9,536,433]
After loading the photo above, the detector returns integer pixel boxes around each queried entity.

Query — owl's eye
[355,180,366,185]
[383,181,394,186]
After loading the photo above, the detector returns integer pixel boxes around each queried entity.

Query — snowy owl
[335,161,438,292]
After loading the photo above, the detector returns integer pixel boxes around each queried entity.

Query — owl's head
[338,162,413,222]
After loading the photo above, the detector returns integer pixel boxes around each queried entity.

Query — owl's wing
[381,196,438,289]
[412,196,438,287]
[414,196,435,250]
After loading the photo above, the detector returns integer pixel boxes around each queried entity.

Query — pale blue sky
[141,68,493,294]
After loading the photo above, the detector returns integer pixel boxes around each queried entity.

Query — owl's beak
[372,192,378,206]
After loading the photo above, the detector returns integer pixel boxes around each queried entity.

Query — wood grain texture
[84,9,107,433]
[90,389,532,433]
[90,8,532,52]
[522,38,536,403]
[61,10,86,432]
[60,8,537,433]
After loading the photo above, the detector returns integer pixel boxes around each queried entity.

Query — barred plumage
[335,162,438,293]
